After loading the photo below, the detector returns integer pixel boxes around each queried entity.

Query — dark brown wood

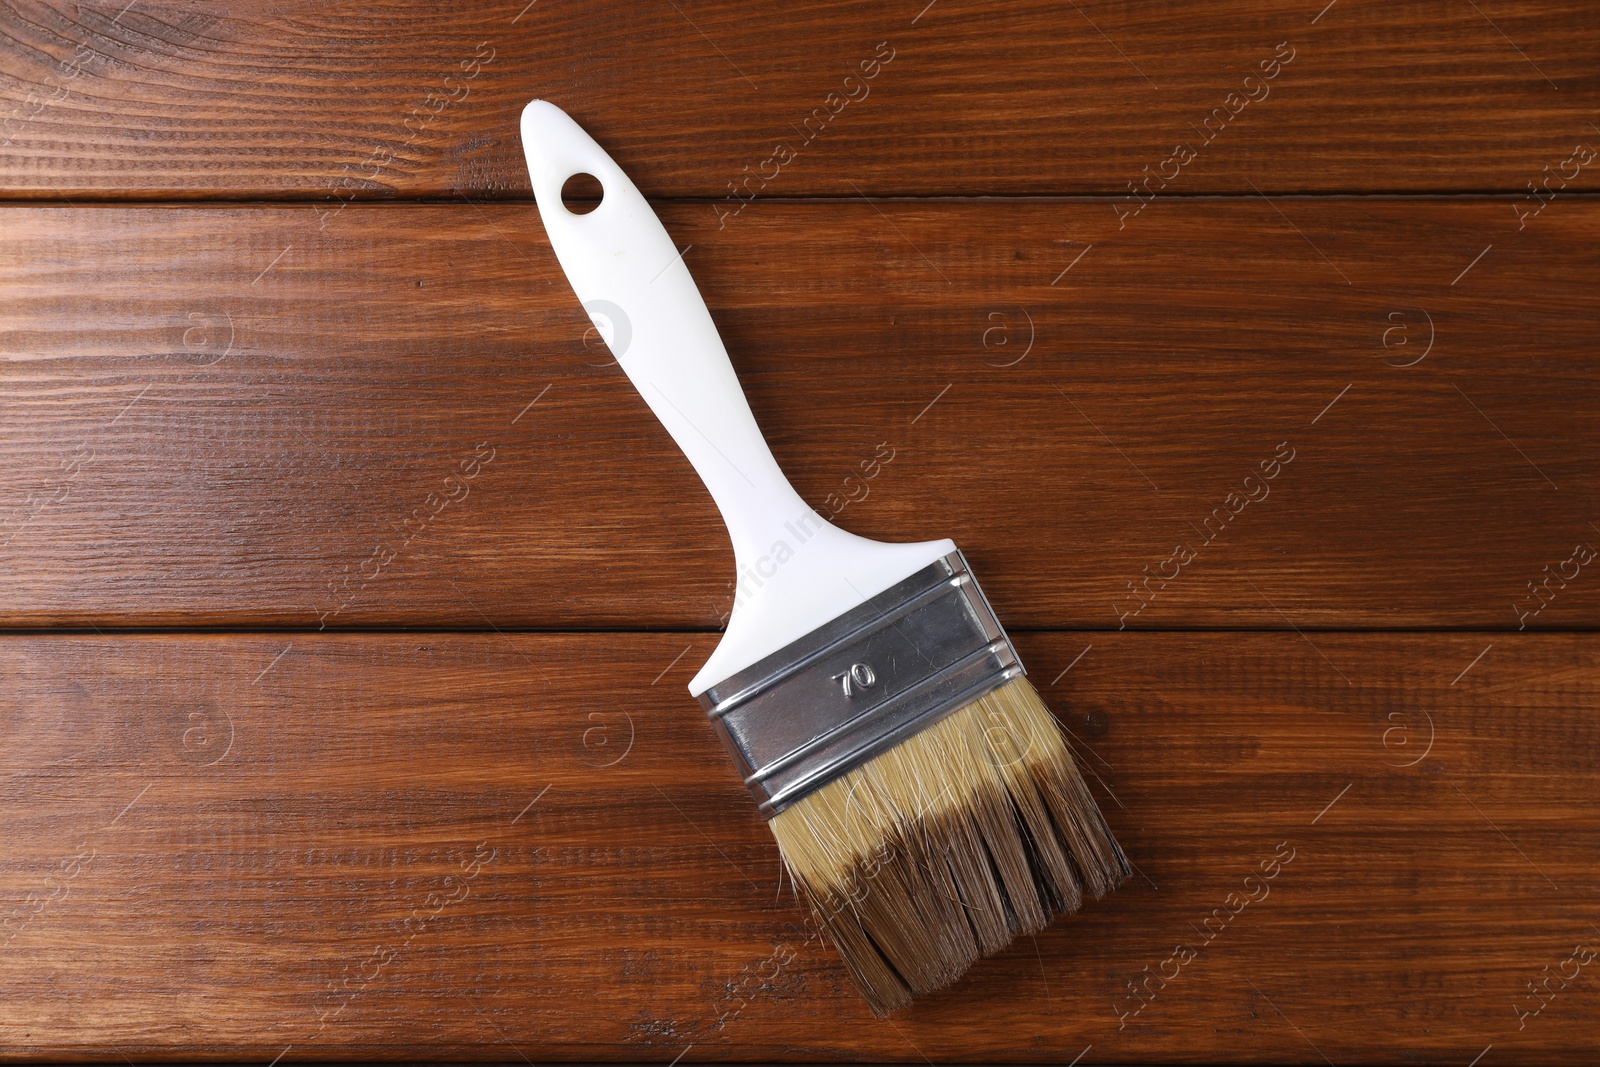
[3,200,1597,631]
[6,4,1599,1059]
[0,2,1595,199]
[0,631,1594,1062]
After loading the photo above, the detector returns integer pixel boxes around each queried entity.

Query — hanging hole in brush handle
[560,172,603,214]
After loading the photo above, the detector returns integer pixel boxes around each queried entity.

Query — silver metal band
[698,550,1024,817]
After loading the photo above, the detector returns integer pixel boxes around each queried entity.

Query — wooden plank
[0,2,1595,198]
[4,200,1597,631]
[1,630,1595,1062]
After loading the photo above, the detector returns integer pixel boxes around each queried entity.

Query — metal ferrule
[698,550,1024,817]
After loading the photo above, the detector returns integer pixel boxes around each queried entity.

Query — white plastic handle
[520,100,953,694]
[520,100,814,573]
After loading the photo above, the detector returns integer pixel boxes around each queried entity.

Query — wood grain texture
[6,4,1599,1059]
[1,631,1595,1062]
[0,1,1596,199]
[3,200,1597,631]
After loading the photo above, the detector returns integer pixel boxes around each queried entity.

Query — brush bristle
[768,675,1128,1015]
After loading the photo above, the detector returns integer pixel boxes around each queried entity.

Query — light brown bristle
[768,676,1128,1015]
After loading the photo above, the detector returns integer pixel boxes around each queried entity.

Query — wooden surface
[3,0,1600,1063]
[4,201,1598,631]
[2,632,1598,1063]
[0,2,1597,198]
